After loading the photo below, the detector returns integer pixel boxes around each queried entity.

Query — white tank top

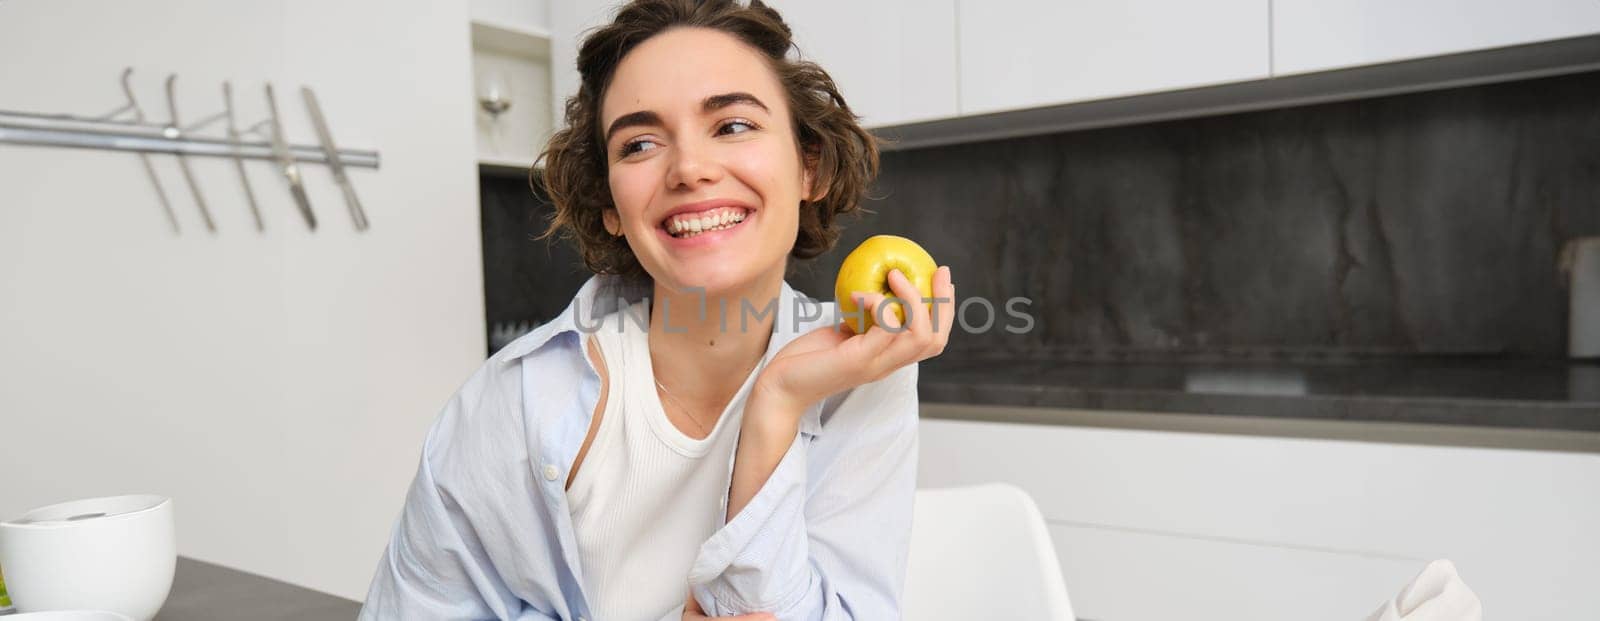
[566,300,762,621]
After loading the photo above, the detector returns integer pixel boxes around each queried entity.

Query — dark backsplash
[479,171,588,353]
[482,70,1600,360]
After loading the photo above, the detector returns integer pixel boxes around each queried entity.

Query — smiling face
[599,26,814,295]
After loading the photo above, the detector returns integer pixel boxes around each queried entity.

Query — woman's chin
[655,258,776,298]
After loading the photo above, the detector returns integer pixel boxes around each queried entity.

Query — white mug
[0,495,175,621]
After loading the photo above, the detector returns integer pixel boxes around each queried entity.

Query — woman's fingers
[852,290,899,331]
[933,265,955,351]
[874,270,924,366]
[884,268,921,333]
[682,589,775,621]
[883,268,939,357]
[849,291,896,345]
[683,610,775,621]
[843,267,958,377]
[683,609,775,621]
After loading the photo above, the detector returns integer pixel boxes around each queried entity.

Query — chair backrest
[903,483,1076,621]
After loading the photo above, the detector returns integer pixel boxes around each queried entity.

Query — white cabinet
[1272,0,1600,76]
[955,0,1270,116]
[541,1,1600,147]
[769,0,959,127]
[920,416,1600,620]
[549,1,958,130]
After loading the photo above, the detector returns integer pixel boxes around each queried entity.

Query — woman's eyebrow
[604,93,769,144]
[605,110,662,144]
[702,92,768,113]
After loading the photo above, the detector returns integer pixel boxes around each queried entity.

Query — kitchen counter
[919,357,1600,432]
[155,557,360,620]
[0,557,359,619]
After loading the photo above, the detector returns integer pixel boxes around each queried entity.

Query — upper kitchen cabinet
[1272,0,1600,76]
[768,0,959,128]
[552,0,958,130]
[956,0,1270,116]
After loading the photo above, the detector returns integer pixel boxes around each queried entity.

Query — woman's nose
[664,138,724,190]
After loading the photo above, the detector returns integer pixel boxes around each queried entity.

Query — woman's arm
[730,266,951,524]
[687,365,921,620]
[362,412,539,620]
[725,391,805,521]
[687,267,952,619]
[362,345,585,621]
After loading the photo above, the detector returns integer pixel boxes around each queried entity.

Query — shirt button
[543,464,560,481]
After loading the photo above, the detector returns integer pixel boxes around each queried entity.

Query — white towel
[1366,559,1483,621]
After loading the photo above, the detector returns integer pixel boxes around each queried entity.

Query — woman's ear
[803,153,828,203]
[602,209,622,237]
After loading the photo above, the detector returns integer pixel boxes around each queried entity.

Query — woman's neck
[646,274,783,408]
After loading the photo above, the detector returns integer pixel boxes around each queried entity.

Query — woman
[360,1,954,619]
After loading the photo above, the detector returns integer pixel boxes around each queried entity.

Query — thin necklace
[654,378,710,436]
[653,356,762,437]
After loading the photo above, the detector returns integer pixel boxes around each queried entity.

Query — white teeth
[666,207,749,238]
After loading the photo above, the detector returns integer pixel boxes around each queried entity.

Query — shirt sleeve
[359,394,549,621]
[687,364,920,620]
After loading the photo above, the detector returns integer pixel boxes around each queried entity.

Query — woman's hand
[754,266,955,418]
[724,266,952,521]
[683,589,775,621]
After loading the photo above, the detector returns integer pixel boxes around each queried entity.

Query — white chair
[904,483,1076,621]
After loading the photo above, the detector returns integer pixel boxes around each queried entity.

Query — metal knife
[264,83,317,231]
[165,75,216,233]
[224,82,265,232]
[300,86,369,231]
[118,68,179,234]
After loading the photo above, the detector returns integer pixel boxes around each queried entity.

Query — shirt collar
[501,274,826,436]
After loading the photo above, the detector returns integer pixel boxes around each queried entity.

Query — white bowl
[0,495,175,621]
[5,611,134,621]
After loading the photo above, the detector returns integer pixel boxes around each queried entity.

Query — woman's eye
[717,119,758,136]
[619,139,659,157]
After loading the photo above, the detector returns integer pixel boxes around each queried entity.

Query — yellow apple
[835,234,938,334]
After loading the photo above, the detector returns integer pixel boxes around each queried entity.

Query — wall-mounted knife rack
[0,68,378,234]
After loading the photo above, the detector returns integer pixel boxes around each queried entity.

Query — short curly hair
[537,0,880,278]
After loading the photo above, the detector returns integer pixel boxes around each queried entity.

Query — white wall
[0,0,484,601]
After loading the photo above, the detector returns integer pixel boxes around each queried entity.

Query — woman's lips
[657,208,753,248]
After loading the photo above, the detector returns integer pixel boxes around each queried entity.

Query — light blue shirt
[360,275,919,620]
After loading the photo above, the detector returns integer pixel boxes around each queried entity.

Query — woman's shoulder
[425,317,594,461]
[424,348,539,459]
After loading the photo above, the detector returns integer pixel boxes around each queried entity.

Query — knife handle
[340,183,369,231]
[290,183,317,231]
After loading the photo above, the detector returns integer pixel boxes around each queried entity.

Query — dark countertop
[0,557,359,619]
[156,557,360,620]
[919,357,1600,432]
